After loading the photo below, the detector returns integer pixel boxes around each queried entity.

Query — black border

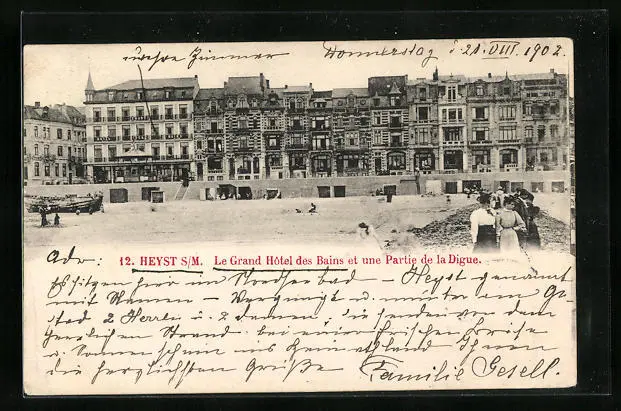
[8,9,613,411]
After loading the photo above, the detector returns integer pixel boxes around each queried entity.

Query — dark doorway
[462,180,481,192]
[334,186,346,197]
[109,188,128,203]
[383,185,397,196]
[317,186,331,198]
[445,182,458,194]
[141,186,160,201]
[238,186,253,199]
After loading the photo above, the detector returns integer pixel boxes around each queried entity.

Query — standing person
[414,168,421,194]
[495,197,527,254]
[39,206,48,227]
[492,186,505,210]
[470,193,498,253]
[54,213,60,226]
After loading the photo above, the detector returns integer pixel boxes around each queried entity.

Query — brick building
[23,102,87,185]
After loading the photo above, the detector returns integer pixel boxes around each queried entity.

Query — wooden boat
[26,193,104,214]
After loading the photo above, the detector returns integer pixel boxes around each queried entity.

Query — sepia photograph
[22,38,578,395]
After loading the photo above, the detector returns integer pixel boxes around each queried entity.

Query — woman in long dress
[470,193,498,253]
[495,197,527,254]
[356,222,383,250]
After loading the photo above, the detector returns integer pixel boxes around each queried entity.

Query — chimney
[266,79,270,89]
[309,83,312,89]
[285,85,288,89]
[34,101,40,108]
[550,68,555,74]
[194,74,198,78]
[488,73,491,78]
[224,81,227,87]
[432,67,439,81]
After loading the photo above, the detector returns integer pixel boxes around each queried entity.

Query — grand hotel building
[83,69,570,184]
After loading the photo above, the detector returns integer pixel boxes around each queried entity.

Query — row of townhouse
[23,103,87,185]
[81,69,571,184]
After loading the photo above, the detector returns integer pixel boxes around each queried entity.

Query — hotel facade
[82,69,571,184]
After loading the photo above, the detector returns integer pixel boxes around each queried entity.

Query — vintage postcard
[22,38,576,394]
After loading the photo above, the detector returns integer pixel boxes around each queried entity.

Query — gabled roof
[283,85,312,93]
[368,75,407,96]
[331,88,368,98]
[311,90,332,99]
[224,76,264,95]
[24,104,86,125]
[105,77,198,91]
[195,88,225,100]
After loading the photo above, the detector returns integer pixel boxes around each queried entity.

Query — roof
[436,74,468,84]
[24,104,86,126]
[311,90,332,99]
[85,72,95,91]
[104,77,198,91]
[195,88,225,100]
[368,75,407,96]
[283,85,312,93]
[224,76,264,95]
[331,88,368,98]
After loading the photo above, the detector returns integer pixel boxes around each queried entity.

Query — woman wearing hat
[495,196,527,254]
[469,193,498,253]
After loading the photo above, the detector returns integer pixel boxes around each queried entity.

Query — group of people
[470,187,541,254]
[39,206,60,227]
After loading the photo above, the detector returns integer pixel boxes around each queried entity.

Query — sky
[23,38,573,108]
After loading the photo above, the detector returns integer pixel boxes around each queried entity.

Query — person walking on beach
[469,193,498,253]
[39,206,48,227]
[495,197,527,254]
[414,168,421,194]
[53,213,60,226]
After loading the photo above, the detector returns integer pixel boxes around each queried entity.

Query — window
[165,124,174,136]
[388,153,405,169]
[62,164,67,177]
[296,98,304,109]
[44,145,49,156]
[419,88,427,100]
[447,86,457,101]
[523,103,532,116]
[151,107,159,118]
[108,146,117,160]
[415,128,430,144]
[472,128,489,141]
[444,108,463,122]
[151,125,159,137]
[137,91,143,100]
[238,118,248,129]
[240,136,248,148]
[179,105,188,119]
[373,114,381,125]
[44,165,50,176]
[475,85,483,96]
[108,91,115,100]
[34,126,38,138]
[122,126,130,138]
[312,135,330,150]
[474,107,487,120]
[417,107,429,121]
[137,125,145,137]
[165,90,171,99]
[499,106,516,120]
[390,115,401,127]
[94,127,102,138]
[34,144,39,156]
[136,107,144,118]
[373,98,380,107]
[537,126,546,141]
[390,96,400,106]
[269,156,282,167]
[337,100,344,106]
[54,164,59,177]
[292,119,302,129]
[550,103,559,115]
[57,146,63,157]
[289,99,295,110]
[34,162,39,176]
[180,124,188,136]
[67,130,71,140]
[210,121,218,133]
[499,126,517,141]
[525,126,534,140]
[269,118,277,128]
[122,108,130,120]
[56,129,62,139]
[165,106,173,119]
[360,99,366,105]
[443,127,462,142]
[550,125,559,140]
[108,126,116,138]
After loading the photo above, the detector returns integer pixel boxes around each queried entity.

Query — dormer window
[181,90,186,98]
[137,91,143,100]
[228,99,235,108]
[476,85,484,96]
[251,98,258,108]
[108,91,115,100]
[165,90,171,99]
[123,92,129,100]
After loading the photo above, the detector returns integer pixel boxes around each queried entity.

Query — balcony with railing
[285,143,310,150]
[389,140,405,148]
[93,136,118,142]
[232,145,258,153]
[468,139,493,146]
[389,121,403,130]
[336,167,370,177]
